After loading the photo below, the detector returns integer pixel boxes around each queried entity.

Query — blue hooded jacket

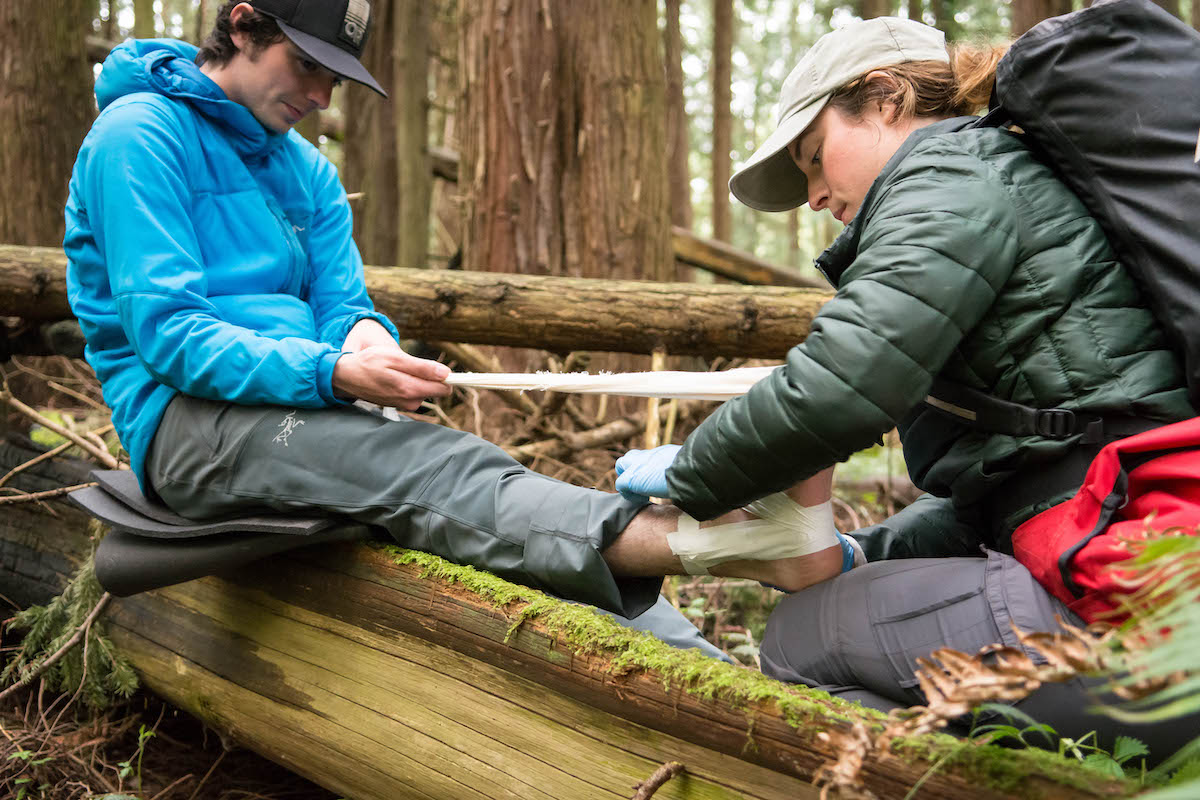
[64,40,398,489]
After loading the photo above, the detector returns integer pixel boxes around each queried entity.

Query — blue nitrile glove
[837,532,866,572]
[615,444,682,501]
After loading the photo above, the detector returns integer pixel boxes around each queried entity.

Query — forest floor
[0,353,916,799]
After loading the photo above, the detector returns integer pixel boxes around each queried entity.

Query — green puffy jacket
[667,117,1193,535]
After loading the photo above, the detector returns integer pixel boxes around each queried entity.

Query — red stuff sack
[1011,417,1200,623]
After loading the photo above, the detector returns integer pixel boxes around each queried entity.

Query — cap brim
[277,21,388,98]
[729,95,829,212]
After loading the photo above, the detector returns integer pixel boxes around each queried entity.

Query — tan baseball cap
[729,17,948,212]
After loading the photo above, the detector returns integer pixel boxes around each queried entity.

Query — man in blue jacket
[64,1,851,652]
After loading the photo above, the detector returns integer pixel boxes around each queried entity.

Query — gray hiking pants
[146,395,703,639]
[762,541,1197,759]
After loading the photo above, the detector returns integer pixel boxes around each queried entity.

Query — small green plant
[970,704,1155,783]
[116,723,156,795]
[7,748,54,799]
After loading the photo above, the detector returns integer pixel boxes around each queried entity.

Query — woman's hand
[615,444,683,501]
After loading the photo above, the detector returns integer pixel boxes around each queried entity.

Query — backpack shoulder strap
[924,378,1160,444]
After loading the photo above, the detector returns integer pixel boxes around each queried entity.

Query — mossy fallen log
[0,245,831,358]
[0,439,1129,800]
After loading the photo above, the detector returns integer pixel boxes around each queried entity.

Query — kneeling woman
[616,17,1195,752]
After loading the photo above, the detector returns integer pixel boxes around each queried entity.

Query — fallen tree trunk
[0,440,1130,800]
[0,245,831,358]
[670,228,820,288]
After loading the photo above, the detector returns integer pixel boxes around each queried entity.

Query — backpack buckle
[1035,408,1077,438]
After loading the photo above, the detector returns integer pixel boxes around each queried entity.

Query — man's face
[226,39,342,133]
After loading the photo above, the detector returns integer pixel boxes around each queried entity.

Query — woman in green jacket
[615,16,1194,750]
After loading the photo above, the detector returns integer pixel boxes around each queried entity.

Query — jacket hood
[95,38,287,156]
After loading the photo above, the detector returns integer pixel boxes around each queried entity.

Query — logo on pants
[273,410,305,446]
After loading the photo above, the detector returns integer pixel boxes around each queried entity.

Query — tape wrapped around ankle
[666,496,838,576]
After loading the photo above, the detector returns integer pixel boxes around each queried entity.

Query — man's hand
[333,346,452,411]
[614,444,682,501]
[341,318,400,353]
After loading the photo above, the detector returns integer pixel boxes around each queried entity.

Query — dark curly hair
[195,2,287,67]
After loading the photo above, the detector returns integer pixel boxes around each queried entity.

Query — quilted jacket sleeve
[667,138,1023,520]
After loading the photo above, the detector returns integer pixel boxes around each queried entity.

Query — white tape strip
[666,496,838,575]
[445,366,780,402]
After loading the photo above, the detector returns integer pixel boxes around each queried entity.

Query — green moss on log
[386,544,1132,797]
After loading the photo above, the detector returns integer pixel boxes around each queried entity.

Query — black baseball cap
[249,0,387,97]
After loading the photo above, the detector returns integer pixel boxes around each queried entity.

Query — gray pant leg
[596,595,734,663]
[761,552,1198,760]
[146,395,660,618]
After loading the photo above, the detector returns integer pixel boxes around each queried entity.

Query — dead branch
[631,760,685,800]
[0,482,96,505]
[0,424,110,489]
[1,390,119,469]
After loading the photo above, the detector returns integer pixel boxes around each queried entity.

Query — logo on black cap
[342,0,369,49]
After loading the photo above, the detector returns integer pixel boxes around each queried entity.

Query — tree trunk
[458,0,672,405]
[671,228,821,287]
[459,0,671,282]
[195,0,208,43]
[0,245,831,358]
[0,0,95,248]
[929,0,959,41]
[1011,0,1072,36]
[343,3,401,267]
[859,0,892,18]
[133,0,156,38]
[102,0,116,40]
[0,441,1137,800]
[393,0,433,271]
[429,0,463,265]
[664,0,693,239]
[908,0,923,21]
[1194,0,1199,31]
[711,0,733,244]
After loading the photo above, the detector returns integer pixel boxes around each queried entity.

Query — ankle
[713,543,844,592]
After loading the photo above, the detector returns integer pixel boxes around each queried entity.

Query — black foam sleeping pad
[69,471,371,596]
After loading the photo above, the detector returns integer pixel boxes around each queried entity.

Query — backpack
[924,0,1200,615]
[927,0,1200,440]
[1009,417,1200,623]
[985,0,1200,406]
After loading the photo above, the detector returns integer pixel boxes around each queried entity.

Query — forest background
[2,1,1200,798]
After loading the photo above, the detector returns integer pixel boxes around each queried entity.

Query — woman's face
[788,103,913,225]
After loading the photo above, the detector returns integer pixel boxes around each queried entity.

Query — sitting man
[64,1,855,653]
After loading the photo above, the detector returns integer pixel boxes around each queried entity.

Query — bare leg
[601,467,842,592]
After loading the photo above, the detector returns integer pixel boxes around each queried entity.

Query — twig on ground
[149,771,195,800]
[0,483,96,506]
[46,380,106,411]
[187,747,228,800]
[631,760,685,799]
[1,389,120,469]
[0,424,113,489]
[831,496,862,531]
